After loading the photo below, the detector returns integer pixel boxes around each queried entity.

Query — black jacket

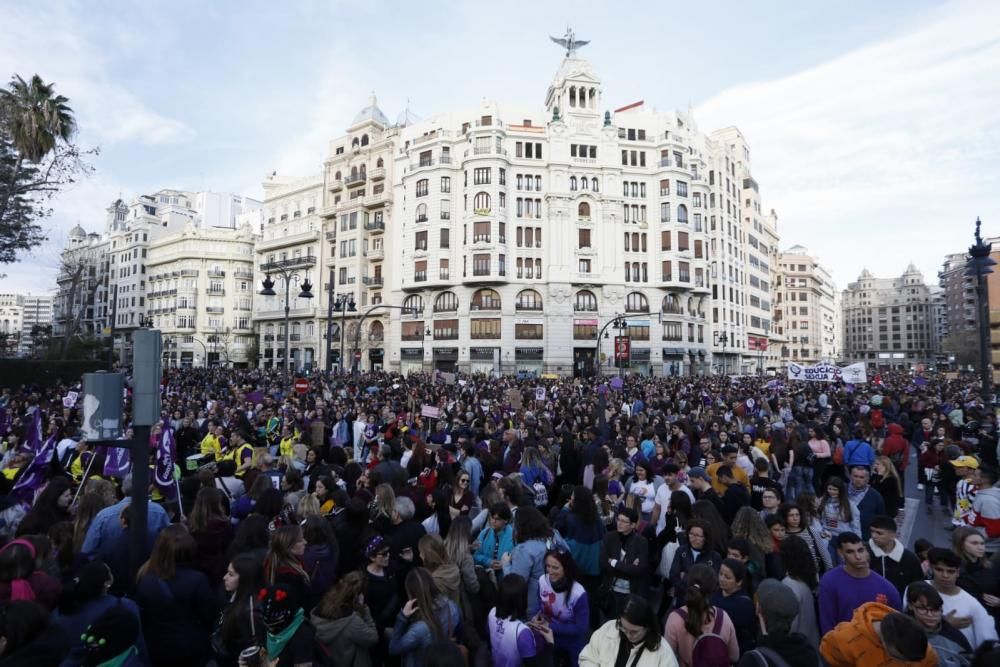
[867,540,924,596]
[736,632,821,667]
[668,545,721,608]
[599,529,650,599]
[722,483,751,524]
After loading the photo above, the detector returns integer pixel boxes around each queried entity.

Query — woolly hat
[756,579,799,622]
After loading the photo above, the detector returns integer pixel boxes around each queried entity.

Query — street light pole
[259,258,315,381]
[967,217,996,402]
[352,303,416,377]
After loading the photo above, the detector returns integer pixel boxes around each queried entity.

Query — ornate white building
[379,43,778,376]
[775,245,839,365]
[147,222,257,367]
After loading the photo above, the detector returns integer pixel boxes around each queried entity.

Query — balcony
[329,179,344,192]
[344,175,366,187]
[290,334,301,342]
[413,271,427,282]
[439,269,450,280]
[366,247,384,260]
[263,334,274,342]
[206,288,225,296]
[401,333,425,342]
[234,269,254,280]
[516,304,543,312]
[410,159,436,171]
[365,220,385,234]
[470,303,500,312]
[177,322,195,331]
[208,270,226,278]
[259,256,318,273]
[180,269,198,278]
[363,276,384,287]
[206,306,224,314]
[342,276,356,284]
[416,215,428,223]
[472,235,492,244]
[364,192,391,209]
[325,230,337,241]
[369,167,385,181]
[257,229,321,250]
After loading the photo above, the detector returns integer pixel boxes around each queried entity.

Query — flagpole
[175,476,185,521]
[70,449,99,508]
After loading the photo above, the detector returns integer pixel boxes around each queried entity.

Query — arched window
[662,294,682,314]
[403,295,424,316]
[434,291,459,312]
[473,192,491,212]
[359,164,367,178]
[574,290,597,312]
[350,166,358,180]
[632,233,639,250]
[515,289,543,311]
[578,202,591,218]
[415,203,428,222]
[376,157,383,168]
[352,137,359,147]
[626,292,648,313]
[369,320,384,341]
[334,170,342,180]
[360,134,369,147]
[570,176,578,191]
[581,177,588,190]
[677,204,688,223]
[592,177,599,192]
[471,288,501,311]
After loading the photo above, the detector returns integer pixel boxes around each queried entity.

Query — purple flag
[0,405,6,438]
[246,390,264,405]
[153,420,177,500]
[101,442,132,478]
[914,376,928,387]
[23,407,42,453]
[11,434,57,504]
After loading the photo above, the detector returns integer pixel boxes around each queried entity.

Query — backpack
[674,607,730,667]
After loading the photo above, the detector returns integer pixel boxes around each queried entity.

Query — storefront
[629,347,651,376]
[469,347,499,375]
[515,347,544,377]
[400,347,424,376]
[368,348,384,372]
[661,347,686,376]
[432,347,458,373]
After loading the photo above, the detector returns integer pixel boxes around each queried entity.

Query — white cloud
[695,0,1000,287]
[0,3,195,147]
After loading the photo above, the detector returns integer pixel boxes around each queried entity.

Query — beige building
[841,264,934,369]
[147,222,257,367]
[774,245,839,364]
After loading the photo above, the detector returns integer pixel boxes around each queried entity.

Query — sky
[0,0,997,296]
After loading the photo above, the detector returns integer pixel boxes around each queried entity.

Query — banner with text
[787,361,867,383]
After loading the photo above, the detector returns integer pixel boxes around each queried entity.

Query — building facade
[0,294,23,356]
[841,264,934,369]
[939,252,976,340]
[381,49,777,377]
[147,222,257,367]
[774,245,839,365]
[53,224,110,347]
[19,294,53,358]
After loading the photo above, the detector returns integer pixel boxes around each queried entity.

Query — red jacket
[919,448,948,470]
[881,424,909,471]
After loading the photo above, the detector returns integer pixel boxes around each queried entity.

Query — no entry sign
[294,378,309,394]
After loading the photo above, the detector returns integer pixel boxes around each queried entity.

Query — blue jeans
[786,466,813,502]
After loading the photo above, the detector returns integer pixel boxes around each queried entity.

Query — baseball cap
[687,466,710,481]
[951,456,980,469]
[756,579,799,621]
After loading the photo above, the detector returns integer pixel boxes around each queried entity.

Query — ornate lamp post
[259,258,315,379]
[966,217,996,402]
[714,331,730,375]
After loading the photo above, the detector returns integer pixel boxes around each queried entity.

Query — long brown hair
[681,563,718,637]
[72,492,112,552]
[314,570,366,620]
[264,525,309,584]
[404,567,445,640]
[189,487,228,533]
[137,524,196,582]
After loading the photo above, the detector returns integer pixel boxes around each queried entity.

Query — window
[573,322,597,339]
[677,204,688,224]
[473,221,491,243]
[474,168,491,185]
[440,199,451,219]
[570,176,578,191]
[415,230,428,251]
[473,192,491,212]
[663,322,682,341]
[578,258,592,273]
[434,291,459,312]
[578,202,591,218]
[472,288,501,311]
[676,181,688,197]
[439,228,450,248]
[661,260,672,281]
[415,179,428,197]
[439,176,451,194]
[578,229,591,248]
[439,258,449,279]
[415,203,428,223]
[499,168,506,185]
[626,292,648,312]
[678,232,689,251]
[473,253,490,276]
[403,295,424,316]
[434,319,459,340]
[574,290,597,311]
[516,289,543,311]
[470,318,501,339]
[515,323,543,339]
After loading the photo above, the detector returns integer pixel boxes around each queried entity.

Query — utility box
[81,372,125,441]
[132,329,162,426]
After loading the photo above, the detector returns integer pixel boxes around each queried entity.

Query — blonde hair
[874,456,903,497]
[607,458,625,479]
[297,493,321,519]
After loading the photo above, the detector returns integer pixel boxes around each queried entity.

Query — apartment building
[147,222,257,367]
[774,245,839,365]
[19,294,53,358]
[0,294,23,356]
[841,264,934,369]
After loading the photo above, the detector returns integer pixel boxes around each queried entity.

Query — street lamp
[351,304,418,377]
[260,262,315,379]
[326,294,356,374]
[714,331,730,375]
[966,217,996,402]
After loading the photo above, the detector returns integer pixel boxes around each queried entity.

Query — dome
[352,92,389,127]
[69,223,86,238]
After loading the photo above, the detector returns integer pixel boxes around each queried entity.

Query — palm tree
[0,74,77,222]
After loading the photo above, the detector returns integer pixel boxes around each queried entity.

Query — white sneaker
[917,483,925,491]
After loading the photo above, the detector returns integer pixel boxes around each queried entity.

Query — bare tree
[55,253,100,359]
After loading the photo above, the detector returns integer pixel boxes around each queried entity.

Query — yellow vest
[200,433,221,460]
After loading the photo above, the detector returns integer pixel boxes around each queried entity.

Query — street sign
[294,378,309,394]
[614,336,630,361]
[354,350,362,361]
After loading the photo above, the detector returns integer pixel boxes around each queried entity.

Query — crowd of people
[1,366,1000,667]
